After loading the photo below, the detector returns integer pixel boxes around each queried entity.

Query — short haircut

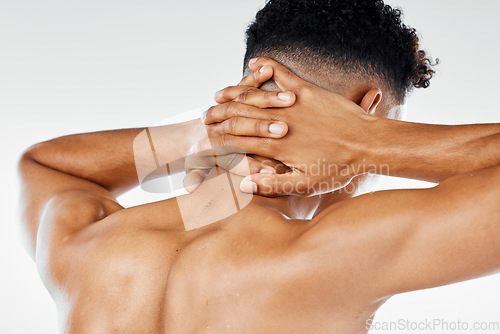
[244,0,436,103]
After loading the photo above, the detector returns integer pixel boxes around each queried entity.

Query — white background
[1,0,499,332]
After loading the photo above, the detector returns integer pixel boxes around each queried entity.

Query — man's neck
[179,171,369,231]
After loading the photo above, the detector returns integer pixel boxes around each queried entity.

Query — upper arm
[18,151,123,259]
[301,165,500,300]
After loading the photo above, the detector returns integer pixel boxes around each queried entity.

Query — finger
[209,117,288,138]
[186,149,275,177]
[214,86,252,104]
[183,169,209,193]
[239,64,273,87]
[214,66,273,104]
[203,102,282,125]
[187,143,247,165]
[215,136,277,157]
[184,150,216,172]
[234,89,295,109]
[215,85,294,108]
[250,155,291,174]
[249,57,311,93]
[191,135,277,158]
[217,154,275,177]
[239,172,310,197]
[188,138,244,157]
[190,153,247,173]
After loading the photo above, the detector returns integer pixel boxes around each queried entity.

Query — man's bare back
[37,166,385,333]
[23,120,500,334]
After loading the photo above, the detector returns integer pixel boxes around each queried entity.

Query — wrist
[171,119,205,157]
[355,114,394,177]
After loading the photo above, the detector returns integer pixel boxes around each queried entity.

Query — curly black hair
[244,0,436,102]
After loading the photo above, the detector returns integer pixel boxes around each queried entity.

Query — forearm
[365,117,500,183]
[23,120,200,196]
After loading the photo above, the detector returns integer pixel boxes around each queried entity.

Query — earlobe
[360,88,382,114]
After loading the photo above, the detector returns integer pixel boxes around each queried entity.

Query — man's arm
[365,118,500,182]
[17,120,198,257]
[301,159,500,299]
[202,58,500,297]
[17,68,289,258]
[203,57,500,195]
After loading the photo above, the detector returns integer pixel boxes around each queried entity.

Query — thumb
[239,171,309,197]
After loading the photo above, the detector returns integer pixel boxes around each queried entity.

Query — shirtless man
[18,0,500,333]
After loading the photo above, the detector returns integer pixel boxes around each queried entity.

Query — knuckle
[237,89,249,103]
[292,85,303,95]
[276,114,287,123]
[302,85,313,95]
[236,104,250,118]
[265,139,280,157]
[255,120,269,135]
[220,134,229,147]
[296,84,312,97]
[205,106,215,119]
[227,118,238,134]
[206,124,216,137]
[257,138,274,155]
[259,137,273,146]
[266,91,278,102]
[267,111,282,122]
[224,102,237,119]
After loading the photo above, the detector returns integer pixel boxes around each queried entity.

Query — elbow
[18,142,43,168]
[17,141,50,182]
[18,146,38,178]
[17,145,44,260]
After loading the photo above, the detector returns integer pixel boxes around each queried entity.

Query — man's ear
[359,88,382,114]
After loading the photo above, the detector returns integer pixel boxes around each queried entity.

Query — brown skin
[205,58,500,196]
[18,58,500,333]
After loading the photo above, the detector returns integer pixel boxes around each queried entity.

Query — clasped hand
[185,58,377,197]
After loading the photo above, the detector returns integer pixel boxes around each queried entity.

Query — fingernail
[269,123,286,135]
[250,58,258,65]
[260,168,275,174]
[259,66,267,74]
[214,90,222,100]
[240,179,257,193]
[278,92,292,101]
